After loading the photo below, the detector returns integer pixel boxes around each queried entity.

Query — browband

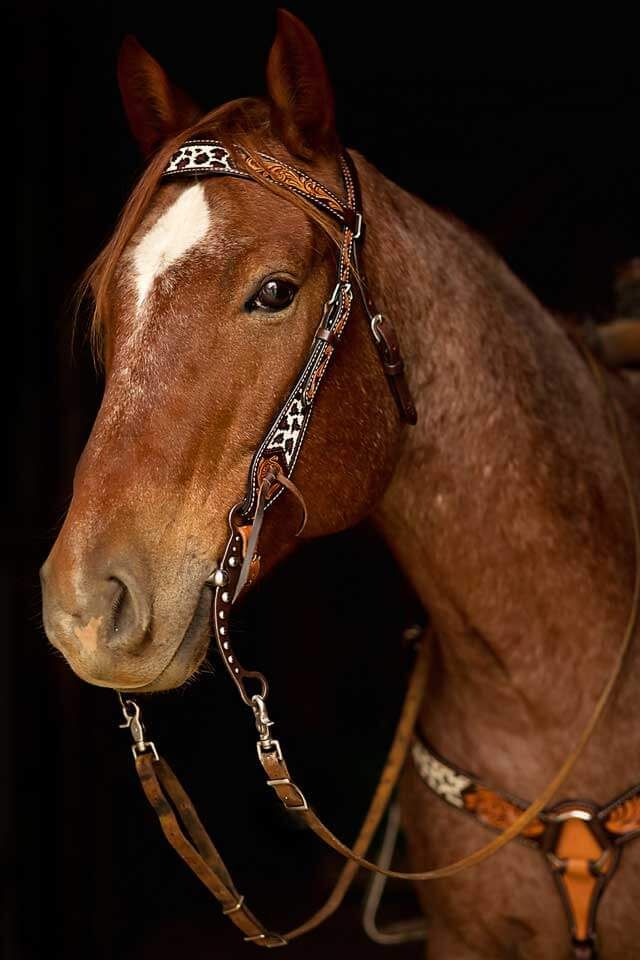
[164,139,361,232]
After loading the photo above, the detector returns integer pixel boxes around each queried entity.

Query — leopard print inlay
[164,141,248,178]
[265,388,309,469]
[411,739,472,808]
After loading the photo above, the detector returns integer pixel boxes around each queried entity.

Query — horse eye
[248,278,297,312]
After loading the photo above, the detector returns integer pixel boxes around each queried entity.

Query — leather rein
[115,140,640,948]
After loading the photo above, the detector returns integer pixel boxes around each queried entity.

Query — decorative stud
[229,556,239,568]
[207,567,228,587]
[219,610,225,620]
[221,592,230,604]
[228,656,234,664]
[223,641,229,650]
[234,668,240,674]
[220,626,226,636]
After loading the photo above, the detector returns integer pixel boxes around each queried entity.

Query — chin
[126,628,211,692]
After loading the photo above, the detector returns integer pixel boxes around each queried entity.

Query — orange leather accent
[237,525,261,587]
[238,149,346,218]
[604,795,640,835]
[554,818,607,942]
[464,788,545,838]
[257,456,282,498]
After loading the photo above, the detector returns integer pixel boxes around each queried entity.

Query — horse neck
[355,152,638,782]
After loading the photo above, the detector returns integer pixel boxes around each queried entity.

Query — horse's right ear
[117,35,201,158]
[266,9,338,159]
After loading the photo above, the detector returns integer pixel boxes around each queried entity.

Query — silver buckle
[370,313,384,342]
[549,808,593,823]
[256,738,284,763]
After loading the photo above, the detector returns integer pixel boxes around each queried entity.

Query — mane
[79,97,343,363]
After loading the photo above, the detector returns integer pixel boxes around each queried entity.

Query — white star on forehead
[132,183,210,310]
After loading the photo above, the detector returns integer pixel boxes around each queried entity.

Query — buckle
[265,776,309,811]
[256,738,283,763]
[548,808,593,824]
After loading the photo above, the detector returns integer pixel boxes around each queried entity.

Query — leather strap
[412,734,640,849]
[123,631,431,946]
[135,753,287,947]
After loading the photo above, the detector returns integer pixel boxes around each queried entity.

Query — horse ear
[266,9,338,159]
[117,35,201,158]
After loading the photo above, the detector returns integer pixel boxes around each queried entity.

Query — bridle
[160,139,417,709]
[114,139,640,951]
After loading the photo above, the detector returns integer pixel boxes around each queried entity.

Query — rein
[116,141,640,948]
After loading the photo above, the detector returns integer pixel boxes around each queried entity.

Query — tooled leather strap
[165,140,358,231]
[411,737,640,958]
[340,150,417,426]
[412,735,640,849]
[121,631,431,947]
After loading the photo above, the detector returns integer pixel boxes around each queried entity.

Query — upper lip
[117,582,213,692]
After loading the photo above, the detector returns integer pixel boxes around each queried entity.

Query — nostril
[109,577,138,644]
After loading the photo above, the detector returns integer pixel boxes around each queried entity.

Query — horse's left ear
[117,35,202,158]
[266,9,339,159]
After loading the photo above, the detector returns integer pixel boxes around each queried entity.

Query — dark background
[6,4,640,959]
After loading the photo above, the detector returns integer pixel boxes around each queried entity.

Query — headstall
[163,139,417,705]
[114,142,640,954]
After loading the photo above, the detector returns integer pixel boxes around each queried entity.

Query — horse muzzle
[40,545,212,690]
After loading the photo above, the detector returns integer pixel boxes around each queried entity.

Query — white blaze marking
[132,183,210,309]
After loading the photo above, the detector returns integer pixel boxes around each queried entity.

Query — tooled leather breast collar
[413,734,640,959]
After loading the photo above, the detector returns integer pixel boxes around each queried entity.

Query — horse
[40,9,640,958]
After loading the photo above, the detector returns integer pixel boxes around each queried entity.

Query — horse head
[41,11,407,692]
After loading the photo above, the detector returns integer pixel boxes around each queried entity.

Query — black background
[6,4,640,959]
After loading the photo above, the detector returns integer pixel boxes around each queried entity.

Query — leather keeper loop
[314,326,337,347]
[384,359,404,377]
